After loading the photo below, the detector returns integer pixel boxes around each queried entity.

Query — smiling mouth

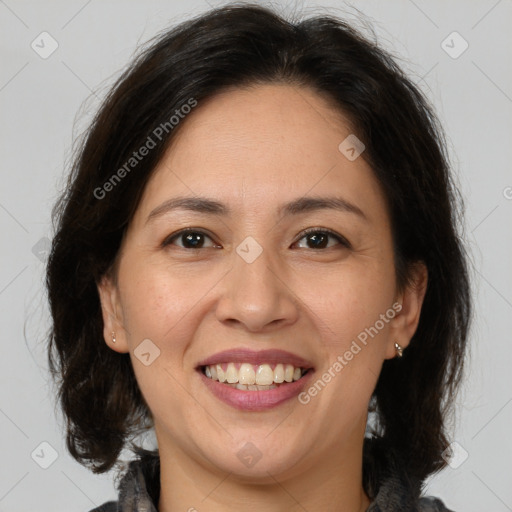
[200,362,311,391]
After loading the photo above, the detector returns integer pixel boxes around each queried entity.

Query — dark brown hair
[46,3,472,485]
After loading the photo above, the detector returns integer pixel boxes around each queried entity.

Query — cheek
[117,257,208,342]
[302,260,395,343]
[303,272,393,413]
[117,261,203,423]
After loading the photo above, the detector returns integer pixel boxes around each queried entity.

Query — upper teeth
[204,363,306,385]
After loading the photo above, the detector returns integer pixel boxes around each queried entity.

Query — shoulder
[419,496,455,512]
[88,500,118,512]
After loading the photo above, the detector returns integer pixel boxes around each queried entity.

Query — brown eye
[162,229,218,249]
[294,229,350,250]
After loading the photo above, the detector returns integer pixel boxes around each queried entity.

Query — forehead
[134,83,387,225]
[168,83,354,159]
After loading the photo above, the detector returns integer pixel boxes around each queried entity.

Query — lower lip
[198,368,315,411]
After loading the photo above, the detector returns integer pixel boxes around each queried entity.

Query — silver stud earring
[394,342,403,358]
[111,331,116,344]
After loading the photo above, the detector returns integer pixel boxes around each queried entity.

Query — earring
[394,342,403,358]
[111,331,116,344]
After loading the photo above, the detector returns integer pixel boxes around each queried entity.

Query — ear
[97,273,130,353]
[385,261,428,360]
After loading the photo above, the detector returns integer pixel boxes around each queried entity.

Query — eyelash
[161,227,351,250]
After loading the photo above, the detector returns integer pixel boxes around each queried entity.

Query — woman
[46,4,472,511]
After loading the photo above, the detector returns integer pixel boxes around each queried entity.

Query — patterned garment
[89,438,455,512]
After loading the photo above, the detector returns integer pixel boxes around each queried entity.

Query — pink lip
[198,369,315,411]
[196,348,315,369]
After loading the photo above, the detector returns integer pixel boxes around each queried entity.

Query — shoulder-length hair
[46,3,472,484]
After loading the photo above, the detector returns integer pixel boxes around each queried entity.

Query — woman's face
[98,83,426,481]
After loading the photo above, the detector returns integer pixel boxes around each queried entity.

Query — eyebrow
[146,195,368,224]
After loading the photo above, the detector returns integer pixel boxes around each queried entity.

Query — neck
[157,432,371,512]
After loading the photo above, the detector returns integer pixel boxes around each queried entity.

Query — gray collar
[112,438,453,512]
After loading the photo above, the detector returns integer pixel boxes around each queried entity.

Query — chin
[198,435,307,482]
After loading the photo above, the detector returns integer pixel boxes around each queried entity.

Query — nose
[214,244,300,332]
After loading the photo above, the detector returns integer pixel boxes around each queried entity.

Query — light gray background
[1,0,511,511]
